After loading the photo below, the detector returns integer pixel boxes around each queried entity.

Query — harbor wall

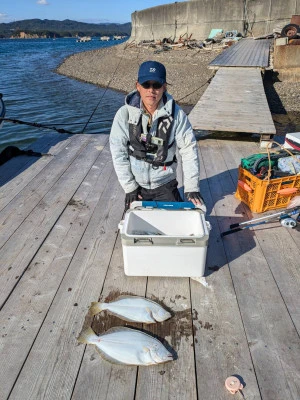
[130,0,300,41]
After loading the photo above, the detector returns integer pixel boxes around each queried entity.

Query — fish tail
[77,327,97,344]
[89,301,104,316]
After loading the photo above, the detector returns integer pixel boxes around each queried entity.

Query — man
[109,60,205,211]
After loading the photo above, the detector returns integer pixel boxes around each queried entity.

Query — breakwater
[131,0,300,42]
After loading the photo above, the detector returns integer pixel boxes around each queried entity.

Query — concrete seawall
[131,0,300,41]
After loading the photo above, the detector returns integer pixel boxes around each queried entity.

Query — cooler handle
[176,238,196,245]
[134,238,153,245]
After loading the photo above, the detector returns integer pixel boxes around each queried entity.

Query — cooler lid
[130,200,204,211]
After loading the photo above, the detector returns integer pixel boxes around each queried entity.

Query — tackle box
[119,201,210,277]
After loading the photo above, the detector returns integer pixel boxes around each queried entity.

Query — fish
[89,295,171,324]
[77,326,174,366]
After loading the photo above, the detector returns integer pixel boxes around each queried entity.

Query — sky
[0,0,187,24]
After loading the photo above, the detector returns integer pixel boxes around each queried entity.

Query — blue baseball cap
[138,61,166,85]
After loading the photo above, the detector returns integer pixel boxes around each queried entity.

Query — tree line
[0,19,131,38]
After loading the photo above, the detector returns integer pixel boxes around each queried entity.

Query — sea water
[0,38,126,152]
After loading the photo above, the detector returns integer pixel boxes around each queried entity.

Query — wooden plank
[0,141,115,399]
[0,135,108,308]
[219,139,300,335]
[135,276,197,400]
[200,139,300,400]
[190,145,261,399]
[188,68,276,135]
[0,134,92,248]
[8,172,125,399]
[0,133,73,211]
[72,235,147,400]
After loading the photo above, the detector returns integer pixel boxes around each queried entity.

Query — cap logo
[150,68,156,72]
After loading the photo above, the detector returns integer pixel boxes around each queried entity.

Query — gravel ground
[57,42,300,134]
[56,42,218,106]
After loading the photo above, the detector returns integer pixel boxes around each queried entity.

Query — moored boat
[76,36,92,42]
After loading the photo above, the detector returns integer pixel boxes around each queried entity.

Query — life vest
[128,100,176,167]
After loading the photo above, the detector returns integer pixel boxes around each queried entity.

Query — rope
[43,118,113,126]
[1,117,78,135]
[1,116,113,129]
[175,77,212,103]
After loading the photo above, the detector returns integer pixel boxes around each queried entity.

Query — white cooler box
[283,132,300,151]
[119,201,210,277]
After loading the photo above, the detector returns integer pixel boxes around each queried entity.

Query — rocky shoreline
[57,42,300,134]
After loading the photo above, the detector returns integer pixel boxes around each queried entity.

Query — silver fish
[77,326,174,366]
[131,230,163,236]
[89,295,171,324]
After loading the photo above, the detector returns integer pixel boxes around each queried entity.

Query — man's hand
[125,187,141,211]
[185,192,206,212]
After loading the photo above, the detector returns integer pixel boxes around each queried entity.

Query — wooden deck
[0,132,300,400]
[188,67,276,135]
[209,38,272,68]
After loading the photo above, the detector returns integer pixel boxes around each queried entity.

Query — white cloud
[79,18,111,24]
[37,0,49,5]
[0,13,9,21]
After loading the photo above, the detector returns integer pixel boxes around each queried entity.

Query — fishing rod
[220,206,300,237]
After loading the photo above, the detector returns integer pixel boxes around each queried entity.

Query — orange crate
[235,166,300,212]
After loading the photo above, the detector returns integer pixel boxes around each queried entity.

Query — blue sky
[0,0,186,24]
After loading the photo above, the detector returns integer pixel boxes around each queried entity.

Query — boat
[0,94,5,130]
[76,36,92,42]
[100,36,110,41]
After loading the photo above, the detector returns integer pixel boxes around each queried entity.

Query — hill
[0,19,131,38]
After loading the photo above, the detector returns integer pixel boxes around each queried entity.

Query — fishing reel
[280,217,298,228]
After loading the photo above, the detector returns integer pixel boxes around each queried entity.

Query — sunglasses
[141,81,163,89]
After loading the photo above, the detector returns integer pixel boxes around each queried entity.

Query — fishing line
[81,42,132,134]
[1,41,130,136]
[2,42,211,134]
